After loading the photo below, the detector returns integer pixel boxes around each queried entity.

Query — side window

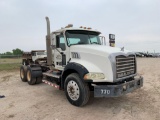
[56,34,66,51]
[32,52,36,56]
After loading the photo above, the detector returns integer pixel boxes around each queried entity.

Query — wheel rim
[27,71,31,81]
[20,69,24,79]
[67,80,80,101]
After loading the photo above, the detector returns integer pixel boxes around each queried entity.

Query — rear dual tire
[20,65,42,85]
[26,66,42,85]
[26,68,36,85]
[20,65,27,82]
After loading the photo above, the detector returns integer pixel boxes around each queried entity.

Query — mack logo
[118,71,134,78]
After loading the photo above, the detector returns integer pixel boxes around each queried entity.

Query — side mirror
[109,34,115,40]
[109,34,115,47]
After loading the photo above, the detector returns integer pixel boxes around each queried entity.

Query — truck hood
[70,45,134,56]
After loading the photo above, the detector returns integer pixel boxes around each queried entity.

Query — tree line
[0,48,23,58]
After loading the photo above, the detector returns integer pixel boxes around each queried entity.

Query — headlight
[84,73,105,80]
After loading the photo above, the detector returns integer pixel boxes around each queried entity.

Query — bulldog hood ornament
[121,47,124,51]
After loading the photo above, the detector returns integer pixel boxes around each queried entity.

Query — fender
[29,64,42,71]
[60,62,92,89]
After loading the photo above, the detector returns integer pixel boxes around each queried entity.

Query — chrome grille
[116,55,136,78]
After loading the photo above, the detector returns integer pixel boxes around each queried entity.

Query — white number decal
[101,89,110,95]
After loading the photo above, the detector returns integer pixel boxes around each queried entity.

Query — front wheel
[64,73,90,107]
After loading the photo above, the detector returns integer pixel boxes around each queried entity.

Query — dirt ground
[0,58,160,120]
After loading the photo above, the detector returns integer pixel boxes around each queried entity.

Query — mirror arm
[56,48,61,54]
[50,45,63,55]
[56,48,63,55]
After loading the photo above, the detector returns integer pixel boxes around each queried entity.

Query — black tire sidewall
[64,73,88,107]
[27,67,36,85]
[20,66,27,82]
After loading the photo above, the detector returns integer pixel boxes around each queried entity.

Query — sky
[0,0,160,53]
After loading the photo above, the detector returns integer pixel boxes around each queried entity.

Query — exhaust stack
[45,17,52,66]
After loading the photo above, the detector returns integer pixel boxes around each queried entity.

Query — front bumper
[94,76,143,97]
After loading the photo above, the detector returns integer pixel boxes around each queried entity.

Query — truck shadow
[87,89,147,109]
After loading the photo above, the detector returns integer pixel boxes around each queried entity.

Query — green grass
[0,58,21,64]
[0,58,21,71]
[0,63,21,71]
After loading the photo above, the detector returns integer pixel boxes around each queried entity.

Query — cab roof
[52,28,101,34]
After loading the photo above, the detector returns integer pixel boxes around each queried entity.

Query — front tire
[64,73,90,107]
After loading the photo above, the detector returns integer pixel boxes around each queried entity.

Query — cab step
[42,80,59,89]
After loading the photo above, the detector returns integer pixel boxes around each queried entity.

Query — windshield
[66,30,101,46]
[37,52,46,55]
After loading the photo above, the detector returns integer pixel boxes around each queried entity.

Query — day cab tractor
[22,50,47,65]
[20,17,143,107]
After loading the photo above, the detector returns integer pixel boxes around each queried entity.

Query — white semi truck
[22,50,47,65]
[20,17,143,107]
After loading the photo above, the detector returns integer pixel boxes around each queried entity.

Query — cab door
[54,33,67,70]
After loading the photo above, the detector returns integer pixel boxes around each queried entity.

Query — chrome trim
[116,74,137,81]
[108,52,137,82]
[116,55,136,79]
[116,69,135,73]
[117,63,134,67]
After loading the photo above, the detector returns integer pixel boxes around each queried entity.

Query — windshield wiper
[91,42,101,45]
[69,44,78,47]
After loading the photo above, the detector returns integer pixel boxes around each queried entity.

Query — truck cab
[22,50,47,65]
[51,27,136,83]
